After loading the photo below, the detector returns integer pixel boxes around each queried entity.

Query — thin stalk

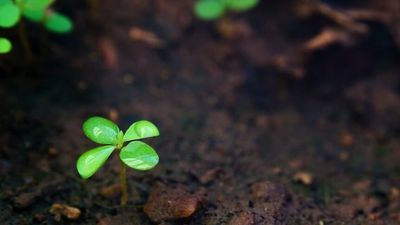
[120,157,128,206]
[18,20,33,65]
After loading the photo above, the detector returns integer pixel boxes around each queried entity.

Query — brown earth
[1,0,400,224]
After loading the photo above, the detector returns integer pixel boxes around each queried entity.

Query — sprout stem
[120,157,128,206]
[18,20,33,65]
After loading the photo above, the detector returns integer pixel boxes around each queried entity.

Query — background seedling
[0,0,73,55]
[76,116,160,206]
[195,0,259,21]
[0,38,12,53]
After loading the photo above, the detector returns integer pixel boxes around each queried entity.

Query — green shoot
[224,0,259,12]
[194,0,259,21]
[0,37,12,53]
[77,116,160,206]
[195,0,225,21]
[0,0,73,54]
[0,0,20,28]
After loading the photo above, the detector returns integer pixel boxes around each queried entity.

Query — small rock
[340,132,354,147]
[144,184,199,223]
[293,172,313,185]
[228,211,258,225]
[97,37,119,70]
[108,109,119,122]
[250,181,287,202]
[48,147,58,157]
[272,167,284,175]
[100,183,121,199]
[49,203,81,222]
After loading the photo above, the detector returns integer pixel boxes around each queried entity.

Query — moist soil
[1,0,400,224]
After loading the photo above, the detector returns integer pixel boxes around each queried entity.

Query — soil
[1,0,400,224]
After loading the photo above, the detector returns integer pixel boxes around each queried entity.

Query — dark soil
[1,0,400,224]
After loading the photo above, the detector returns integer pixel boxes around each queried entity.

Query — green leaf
[194,0,225,21]
[23,9,44,22]
[76,145,115,179]
[83,116,120,145]
[17,0,54,11]
[44,11,73,33]
[0,38,12,53]
[123,120,160,142]
[224,0,259,12]
[120,141,159,171]
[0,0,11,6]
[0,2,20,28]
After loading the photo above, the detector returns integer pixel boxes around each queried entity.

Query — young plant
[0,0,73,54]
[0,37,12,53]
[194,0,259,21]
[76,117,160,205]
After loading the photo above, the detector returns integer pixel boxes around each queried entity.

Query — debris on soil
[198,168,223,184]
[228,210,261,225]
[250,181,288,202]
[143,184,200,223]
[49,203,81,222]
[340,132,354,147]
[129,27,165,48]
[108,108,119,122]
[48,147,58,157]
[216,19,252,40]
[13,179,64,209]
[97,37,119,70]
[346,80,400,134]
[293,172,313,186]
[100,183,121,199]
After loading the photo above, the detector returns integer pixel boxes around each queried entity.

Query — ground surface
[1,0,400,224]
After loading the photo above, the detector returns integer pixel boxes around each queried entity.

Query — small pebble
[108,108,119,122]
[340,132,354,147]
[48,147,58,157]
[144,184,199,223]
[49,203,80,222]
[293,171,313,185]
[228,211,257,225]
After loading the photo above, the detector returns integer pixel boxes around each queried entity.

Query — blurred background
[0,0,400,224]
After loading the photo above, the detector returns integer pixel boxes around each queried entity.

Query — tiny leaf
[224,0,259,12]
[0,38,12,53]
[18,0,54,11]
[44,11,73,33]
[76,145,115,179]
[83,116,120,145]
[0,2,20,28]
[120,141,159,171]
[123,120,160,142]
[23,9,44,22]
[194,0,225,21]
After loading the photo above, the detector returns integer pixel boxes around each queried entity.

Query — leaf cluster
[76,117,160,179]
[194,0,259,21]
[0,0,73,53]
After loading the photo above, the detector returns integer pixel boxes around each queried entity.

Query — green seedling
[76,117,160,205]
[0,37,12,53]
[195,0,259,21]
[0,0,73,54]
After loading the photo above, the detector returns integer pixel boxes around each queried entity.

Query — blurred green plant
[77,116,160,206]
[0,37,12,53]
[0,0,73,54]
[195,0,259,21]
